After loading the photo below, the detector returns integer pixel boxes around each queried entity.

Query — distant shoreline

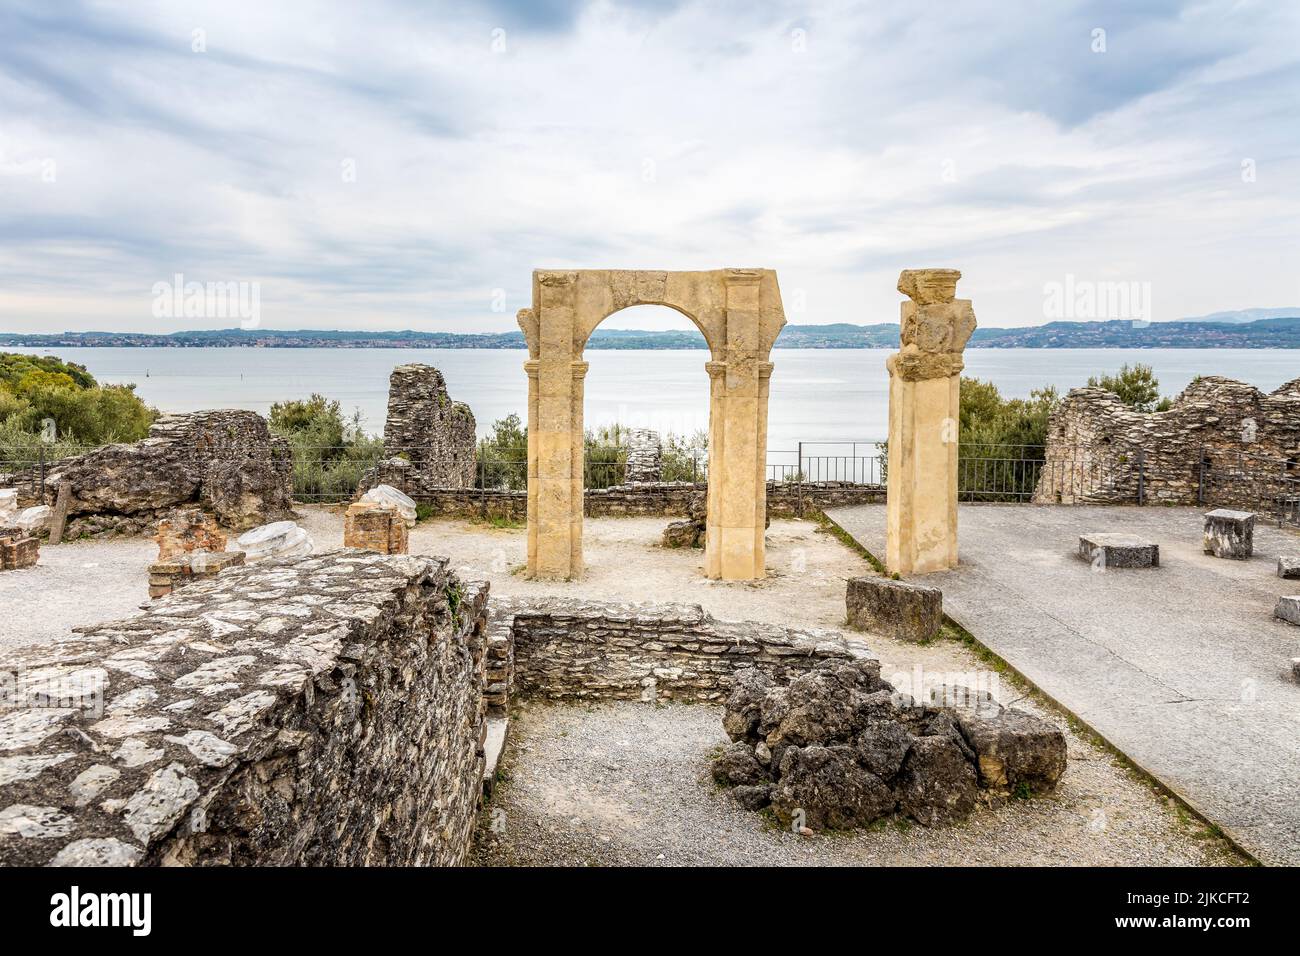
[3,314,1298,349]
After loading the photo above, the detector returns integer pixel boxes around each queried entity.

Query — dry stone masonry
[624,429,663,483]
[359,365,476,497]
[0,550,490,867]
[713,660,1067,828]
[1034,376,1300,507]
[490,598,876,706]
[147,551,246,600]
[16,410,293,538]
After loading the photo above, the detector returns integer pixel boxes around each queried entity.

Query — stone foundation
[147,550,246,599]
[492,598,875,706]
[0,551,490,867]
[407,480,884,523]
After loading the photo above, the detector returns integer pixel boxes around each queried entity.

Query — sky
[0,0,1297,334]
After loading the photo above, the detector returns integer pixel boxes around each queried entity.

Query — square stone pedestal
[0,533,38,570]
[1078,533,1159,569]
[1203,509,1255,559]
[344,501,409,554]
[846,575,943,643]
[1278,556,1300,580]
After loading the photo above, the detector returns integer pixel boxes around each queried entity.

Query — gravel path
[472,700,1241,867]
[0,534,155,652]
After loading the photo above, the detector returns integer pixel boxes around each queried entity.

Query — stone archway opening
[516,269,787,582]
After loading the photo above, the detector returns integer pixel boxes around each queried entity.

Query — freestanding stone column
[518,268,785,581]
[885,269,976,575]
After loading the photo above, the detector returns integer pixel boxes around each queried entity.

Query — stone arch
[516,268,786,580]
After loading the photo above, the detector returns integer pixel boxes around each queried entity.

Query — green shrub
[1087,363,1171,412]
[269,395,383,502]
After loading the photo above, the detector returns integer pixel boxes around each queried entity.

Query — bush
[269,395,383,502]
[1087,363,1171,412]
[0,352,155,451]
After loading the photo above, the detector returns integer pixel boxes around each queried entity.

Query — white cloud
[0,0,1296,333]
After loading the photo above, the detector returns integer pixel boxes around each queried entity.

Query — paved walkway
[825,503,1300,865]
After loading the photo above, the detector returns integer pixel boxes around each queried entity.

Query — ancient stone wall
[623,429,662,483]
[0,551,489,867]
[1033,376,1300,507]
[360,365,476,496]
[400,481,884,523]
[493,598,876,705]
[15,410,293,537]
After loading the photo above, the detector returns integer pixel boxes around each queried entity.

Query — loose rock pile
[713,660,1066,828]
[662,493,707,549]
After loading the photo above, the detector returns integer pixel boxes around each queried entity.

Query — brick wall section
[343,502,408,554]
[493,598,878,705]
[0,534,38,570]
[1034,376,1300,507]
[0,551,490,867]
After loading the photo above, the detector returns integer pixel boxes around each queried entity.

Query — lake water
[8,347,1297,453]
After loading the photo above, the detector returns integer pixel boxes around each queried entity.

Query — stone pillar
[885,269,976,575]
[530,273,582,581]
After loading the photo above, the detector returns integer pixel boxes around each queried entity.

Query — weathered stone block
[1078,532,1159,568]
[1278,556,1300,580]
[955,709,1067,794]
[1276,596,1300,627]
[1203,508,1255,559]
[236,520,313,562]
[846,575,943,643]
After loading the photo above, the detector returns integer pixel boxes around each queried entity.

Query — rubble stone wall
[0,551,490,867]
[1033,376,1300,506]
[16,410,293,536]
[360,365,476,496]
[494,598,877,705]
[408,481,884,522]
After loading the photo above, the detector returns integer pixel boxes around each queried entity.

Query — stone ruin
[235,521,314,562]
[359,365,476,497]
[343,501,408,555]
[1034,375,1300,506]
[0,551,489,866]
[662,492,707,549]
[713,660,1066,828]
[623,428,662,483]
[13,410,293,538]
[0,532,38,571]
[154,508,227,561]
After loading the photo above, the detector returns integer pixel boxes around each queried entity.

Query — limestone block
[236,520,313,563]
[846,576,943,643]
[361,484,417,528]
[1078,533,1159,568]
[0,488,16,518]
[1276,596,1300,626]
[12,505,51,535]
[1203,509,1255,559]
[1277,556,1300,580]
[954,709,1067,794]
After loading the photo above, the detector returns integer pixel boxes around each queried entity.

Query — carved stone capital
[887,347,965,382]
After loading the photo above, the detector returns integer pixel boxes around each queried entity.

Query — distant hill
[3,315,1299,349]
[1174,307,1300,324]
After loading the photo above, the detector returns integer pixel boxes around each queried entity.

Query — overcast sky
[1,0,1297,334]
